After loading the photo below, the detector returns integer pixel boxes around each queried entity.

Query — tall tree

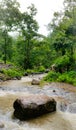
[19,4,39,69]
[0,0,21,63]
[47,0,76,71]
[64,0,76,58]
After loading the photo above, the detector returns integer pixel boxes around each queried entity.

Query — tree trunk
[4,36,7,64]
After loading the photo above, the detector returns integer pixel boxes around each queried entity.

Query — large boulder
[13,94,56,120]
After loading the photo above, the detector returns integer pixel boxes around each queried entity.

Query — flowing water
[0,74,76,130]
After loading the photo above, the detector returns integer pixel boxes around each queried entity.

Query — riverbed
[0,74,76,130]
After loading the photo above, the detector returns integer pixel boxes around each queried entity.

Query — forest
[0,0,76,85]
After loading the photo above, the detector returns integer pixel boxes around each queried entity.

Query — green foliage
[54,55,70,72]
[57,71,76,85]
[43,71,60,82]
[1,68,23,79]
[30,38,53,68]
[0,0,21,64]
[37,66,45,72]
[19,4,39,69]
[0,0,21,28]
[26,69,34,74]
[25,65,45,74]
[44,71,76,86]
[55,55,69,67]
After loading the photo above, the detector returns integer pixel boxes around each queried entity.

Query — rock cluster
[13,94,56,120]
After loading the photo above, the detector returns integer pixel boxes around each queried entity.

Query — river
[0,74,76,130]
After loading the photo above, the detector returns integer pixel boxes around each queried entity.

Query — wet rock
[24,72,28,76]
[0,122,4,128]
[16,76,21,80]
[13,77,18,80]
[67,103,76,113]
[0,79,2,82]
[57,102,68,112]
[31,79,40,85]
[0,63,13,69]
[13,94,56,120]
[45,69,50,73]
[53,90,56,93]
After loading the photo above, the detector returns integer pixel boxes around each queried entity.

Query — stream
[0,74,76,130]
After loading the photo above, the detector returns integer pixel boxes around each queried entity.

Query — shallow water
[0,74,76,130]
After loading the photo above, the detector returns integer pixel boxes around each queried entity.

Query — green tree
[0,0,21,63]
[47,0,76,71]
[0,29,13,62]
[18,4,39,69]
[30,38,52,68]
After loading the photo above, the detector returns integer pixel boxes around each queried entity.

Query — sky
[18,0,64,36]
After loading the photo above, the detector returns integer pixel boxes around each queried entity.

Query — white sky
[18,0,64,36]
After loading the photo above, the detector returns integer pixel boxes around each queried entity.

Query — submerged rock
[13,94,56,120]
[0,122,4,128]
[31,79,40,85]
[53,90,56,93]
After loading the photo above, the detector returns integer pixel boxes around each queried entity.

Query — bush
[44,71,60,82]
[54,55,70,72]
[43,70,76,86]
[57,73,72,83]
[57,71,76,85]
[38,66,45,72]
[26,69,34,74]
[2,68,22,79]
[26,66,45,74]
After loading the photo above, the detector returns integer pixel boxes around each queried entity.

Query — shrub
[44,71,60,82]
[2,68,22,79]
[57,71,76,85]
[38,66,45,72]
[43,70,76,86]
[26,66,45,74]
[54,55,70,72]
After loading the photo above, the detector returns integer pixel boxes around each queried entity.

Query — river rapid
[0,74,76,130]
